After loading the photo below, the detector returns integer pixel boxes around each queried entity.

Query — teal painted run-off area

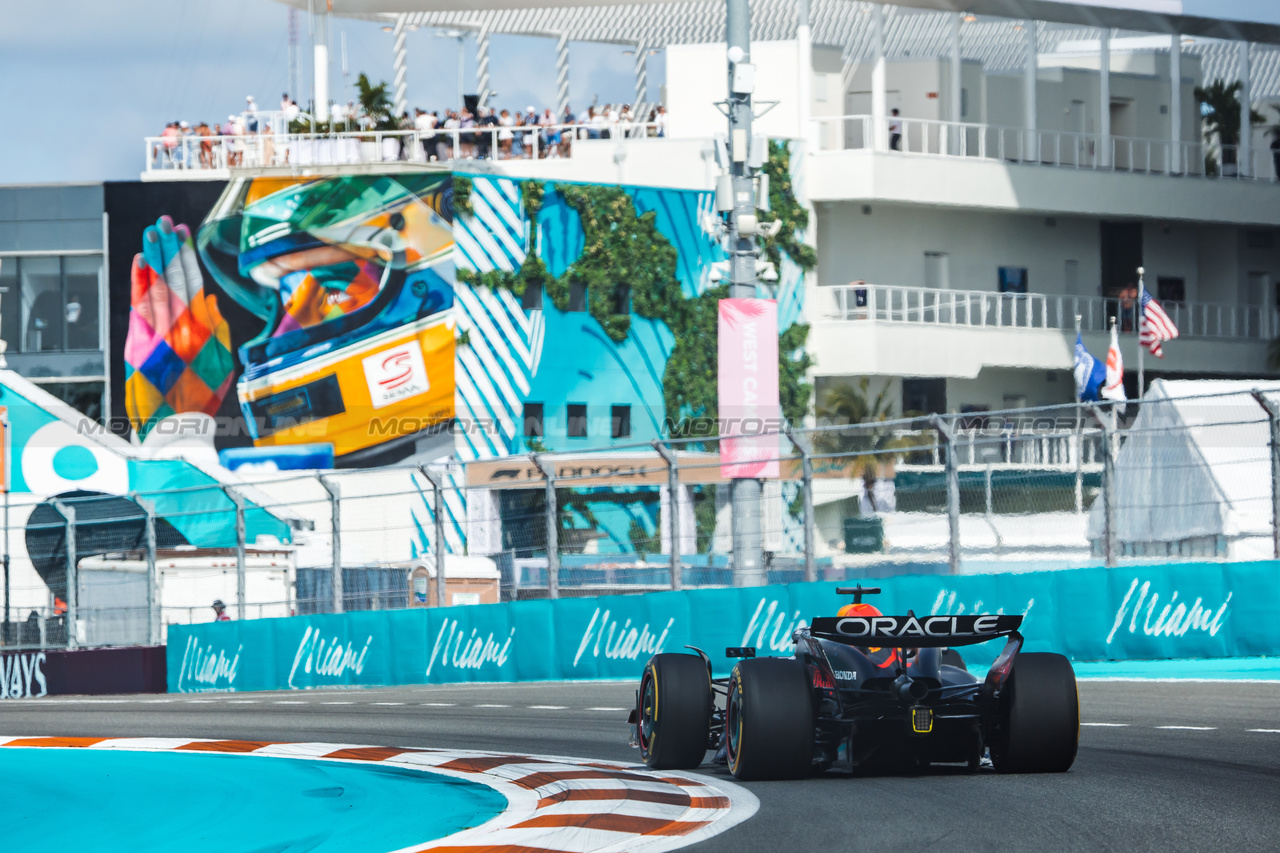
[0,749,505,852]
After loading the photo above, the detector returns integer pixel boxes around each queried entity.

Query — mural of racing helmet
[196,172,457,462]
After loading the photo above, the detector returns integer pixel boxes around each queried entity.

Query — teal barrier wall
[168,560,1278,693]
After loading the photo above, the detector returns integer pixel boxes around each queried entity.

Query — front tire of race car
[636,654,712,770]
[726,658,815,781]
[990,652,1079,774]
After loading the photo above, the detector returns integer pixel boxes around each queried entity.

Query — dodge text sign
[718,299,781,478]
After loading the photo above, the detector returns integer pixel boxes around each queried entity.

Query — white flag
[1101,322,1126,402]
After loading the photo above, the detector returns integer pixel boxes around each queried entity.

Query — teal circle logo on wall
[51,445,100,481]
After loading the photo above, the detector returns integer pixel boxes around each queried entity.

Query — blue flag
[1074,333,1105,401]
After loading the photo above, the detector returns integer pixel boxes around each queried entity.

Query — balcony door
[924,252,950,290]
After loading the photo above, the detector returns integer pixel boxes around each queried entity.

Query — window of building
[39,381,104,422]
[523,402,544,438]
[520,284,542,311]
[814,75,828,103]
[567,403,587,438]
[568,280,587,312]
[611,404,631,439]
[0,255,102,354]
[998,267,1028,293]
[1157,277,1185,303]
[611,284,631,315]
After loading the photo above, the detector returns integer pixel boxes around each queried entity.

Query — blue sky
[0,0,665,185]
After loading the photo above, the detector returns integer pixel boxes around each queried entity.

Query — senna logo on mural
[125,173,457,462]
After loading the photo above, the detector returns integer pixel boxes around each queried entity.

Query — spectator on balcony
[440,110,459,161]
[889,108,902,151]
[157,121,180,165]
[196,121,214,168]
[174,121,193,168]
[245,95,260,132]
[498,109,514,158]
[655,106,668,137]
[227,114,246,167]
[1271,131,1280,180]
[540,108,560,158]
[212,600,231,622]
[415,108,437,160]
[459,108,476,158]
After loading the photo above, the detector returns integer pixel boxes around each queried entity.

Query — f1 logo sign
[362,342,430,409]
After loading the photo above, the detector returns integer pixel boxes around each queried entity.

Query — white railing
[814,115,1280,183]
[144,123,664,173]
[819,283,1280,341]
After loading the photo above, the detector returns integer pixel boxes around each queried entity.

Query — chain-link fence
[2,387,1277,649]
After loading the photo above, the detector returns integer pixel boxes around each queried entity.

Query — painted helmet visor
[197,173,454,347]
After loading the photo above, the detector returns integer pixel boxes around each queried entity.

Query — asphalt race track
[3,680,1278,852]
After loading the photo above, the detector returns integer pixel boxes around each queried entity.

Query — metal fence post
[318,475,343,614]
[652,441,682,591]
[223,487,247,620]
[531,454,559,599]
[784,425,817,583]
[929,415,961,574]
[1251,390,1280,559]
[418,465,448,608]
[1088,405,1118,567]
[51,499,77,649]
[133,494,159,646]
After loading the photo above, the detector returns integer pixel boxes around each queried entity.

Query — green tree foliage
[1195,78,1266,174]
[456,178,814,434]
[355,73,397,131]
[816,378,924,513]
[758,140,817,272]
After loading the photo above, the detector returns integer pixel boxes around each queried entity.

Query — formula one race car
[629,585,1078,779]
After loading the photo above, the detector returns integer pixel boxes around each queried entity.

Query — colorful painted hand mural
[124,216,234,440]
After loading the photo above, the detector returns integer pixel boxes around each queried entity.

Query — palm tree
[1194,79,1266,175]
[355,73,395,130]
[815,378,921,513]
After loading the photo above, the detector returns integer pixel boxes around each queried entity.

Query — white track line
[529,705,568,710]
[1247,728,1280,733]
[1082,722,1129,727]
[1156,725,1217,731]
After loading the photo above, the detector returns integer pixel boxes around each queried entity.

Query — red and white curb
[0,737,757,853]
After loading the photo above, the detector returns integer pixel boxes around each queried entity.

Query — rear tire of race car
[636,654,712,770]
[990,652,1079,774]
[726,658,815,781]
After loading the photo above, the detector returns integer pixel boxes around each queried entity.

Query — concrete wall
[816,201,1102,295]
[665,39,842,141]
[806,148,1280,226]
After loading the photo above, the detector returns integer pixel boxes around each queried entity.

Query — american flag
[1139,289,1179,358]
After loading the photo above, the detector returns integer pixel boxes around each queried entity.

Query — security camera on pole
[716,0,783,587]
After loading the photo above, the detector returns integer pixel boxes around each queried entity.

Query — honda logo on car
[362,342,430,409]
[834,614,1004,638]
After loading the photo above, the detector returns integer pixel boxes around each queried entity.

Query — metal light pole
[724,0,766,587]
[436,30,467,112]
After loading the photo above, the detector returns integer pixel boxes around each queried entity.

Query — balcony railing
[813,115,1280,183]
[144,123,662,174]
[818,283,1280,341]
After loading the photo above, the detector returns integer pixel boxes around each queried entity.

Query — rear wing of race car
[808,613,1023,647]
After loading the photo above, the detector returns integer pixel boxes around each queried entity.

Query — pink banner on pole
[718,298,781,478]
